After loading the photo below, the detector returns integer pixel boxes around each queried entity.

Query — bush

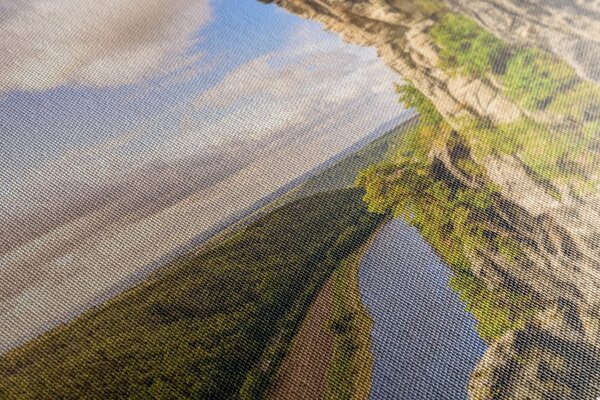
[430,13,509,77]
[504,48,578,109]
[395,83,444,127]
[549,82,600,123]
[328,312,355,335]
[449,271,534,342]
[414,0,447,18]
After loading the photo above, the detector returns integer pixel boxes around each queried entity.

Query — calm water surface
[359,218,487,399]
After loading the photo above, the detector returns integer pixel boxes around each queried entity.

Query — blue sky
[0,0,403,208]
[0,0,408,249]
[0,0,297,181]
[0,0,409,347]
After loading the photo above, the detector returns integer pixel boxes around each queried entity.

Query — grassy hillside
[0,188,384,399]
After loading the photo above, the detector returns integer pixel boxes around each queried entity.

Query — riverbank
[265,222,385,400]
[266,278,335,400]
[325,224,385,400]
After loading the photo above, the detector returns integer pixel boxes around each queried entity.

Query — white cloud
[1,19,403,217]
[0,14,412,349]
[173,29,401,157]
[0,0,211,92]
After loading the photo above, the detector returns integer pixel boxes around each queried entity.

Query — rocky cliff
[444,0,600,83]
[261,0,600,398]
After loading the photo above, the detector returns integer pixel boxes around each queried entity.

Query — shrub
[328,312,355,335]
[395,83,444,127]
[414,0,447,18]
[504,48,578,109]
[549,82,600,123]
[430,13,509,77]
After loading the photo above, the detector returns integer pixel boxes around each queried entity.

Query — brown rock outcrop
[261,0,600,398]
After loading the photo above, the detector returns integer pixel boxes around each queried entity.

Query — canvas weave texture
[0,1,599,399]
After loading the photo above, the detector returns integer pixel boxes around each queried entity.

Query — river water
[359,218,487,399]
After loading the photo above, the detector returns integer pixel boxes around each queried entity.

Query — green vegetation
[430,9,576,112]
[429,9,579,110]
[405,20,599,185]
[325,229,382,400]
[413,0,447,18]
[426,6,600,187]
[381,7,600,337]
[457,110,600,188]
[430,13,509,77]
[395,84,443,128]
[550,81,600,122]
[460,117,577,183]
[504,48,577,110]
[0,188,383,399]
[356,85,539,342]
[449,272,535,342]
[356,133,536,342]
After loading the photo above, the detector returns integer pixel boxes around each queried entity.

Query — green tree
[395,83,444,127]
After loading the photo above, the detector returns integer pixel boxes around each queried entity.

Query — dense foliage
[430,13,509,77]
[395,84,443,128]
[357,86,538,342]
[0,188,383,399]
[504,48,577,110]
[429,10,579,111]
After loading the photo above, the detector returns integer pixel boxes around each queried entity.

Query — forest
[0,188,383,399]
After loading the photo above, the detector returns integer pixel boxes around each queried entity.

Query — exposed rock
[444,0,600,82]
[268,0,522,126]
[262,0,600,398]
[470,307,600,399]
[486,154,562,216]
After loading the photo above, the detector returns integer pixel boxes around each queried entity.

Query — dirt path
[267,278,335,400]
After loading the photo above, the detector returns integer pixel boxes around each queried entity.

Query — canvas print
[1,0,599,399]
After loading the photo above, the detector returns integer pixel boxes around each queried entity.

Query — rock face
[445,0,600,82]
[262,0,600,398]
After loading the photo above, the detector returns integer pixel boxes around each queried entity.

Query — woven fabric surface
[0,1,599,399]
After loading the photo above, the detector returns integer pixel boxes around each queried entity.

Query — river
[359,218,487,399]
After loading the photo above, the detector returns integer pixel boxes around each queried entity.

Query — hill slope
[0,188,384,399]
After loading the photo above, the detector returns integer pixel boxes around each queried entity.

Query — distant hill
[200,114,417,244]
[276,116,418,205]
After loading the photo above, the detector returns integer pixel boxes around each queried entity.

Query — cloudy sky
[0,0,405,349]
